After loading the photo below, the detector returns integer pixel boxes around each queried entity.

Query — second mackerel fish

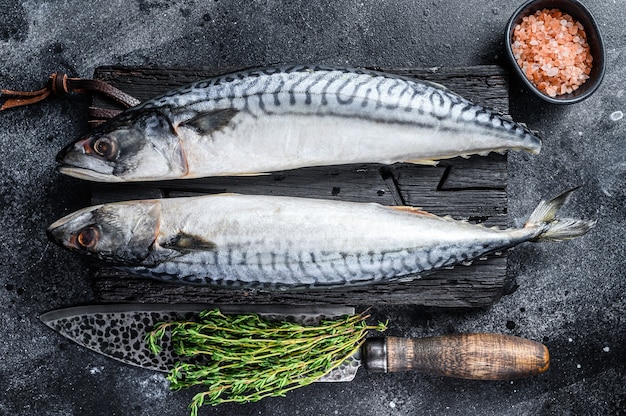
[56,65,542,182]
[47,190,594,289]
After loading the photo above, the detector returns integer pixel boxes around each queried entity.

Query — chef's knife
[40,304,549,382]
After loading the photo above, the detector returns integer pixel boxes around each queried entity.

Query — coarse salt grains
[512,8,593,97]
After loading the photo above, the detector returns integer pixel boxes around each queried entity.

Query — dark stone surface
[0,1,624,415]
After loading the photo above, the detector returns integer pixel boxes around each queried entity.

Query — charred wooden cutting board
[88,65,514,308]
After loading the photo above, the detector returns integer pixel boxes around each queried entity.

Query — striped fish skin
[56,65,542,182]
[46,192,593,289]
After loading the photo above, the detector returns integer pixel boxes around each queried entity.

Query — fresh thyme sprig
[146,309,387,416]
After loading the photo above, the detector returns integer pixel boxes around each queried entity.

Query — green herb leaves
[146,309,386,415]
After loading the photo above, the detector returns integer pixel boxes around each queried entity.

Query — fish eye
[76,226,99,249]
[92,136,118,160]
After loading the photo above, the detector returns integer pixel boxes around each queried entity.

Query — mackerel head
[56,109,189,182]
[56,65,542,182]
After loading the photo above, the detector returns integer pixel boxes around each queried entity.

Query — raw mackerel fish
[47,190,594,289]
[56,65,542,182]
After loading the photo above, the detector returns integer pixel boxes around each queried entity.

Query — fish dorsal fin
[390,206,440,218]
[180,108,239,135]
[160,232,217,251]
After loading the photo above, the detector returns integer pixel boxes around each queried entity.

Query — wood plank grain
[88,65,513,307]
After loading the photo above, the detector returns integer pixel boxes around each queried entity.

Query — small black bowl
[505,0,606,104]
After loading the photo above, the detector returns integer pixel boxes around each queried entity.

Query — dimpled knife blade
[40,304,361,382]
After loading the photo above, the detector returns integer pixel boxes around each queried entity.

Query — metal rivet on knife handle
[376,333,550,380]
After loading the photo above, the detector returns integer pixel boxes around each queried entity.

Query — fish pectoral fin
[160,232,217,252]
[180,108,239,135]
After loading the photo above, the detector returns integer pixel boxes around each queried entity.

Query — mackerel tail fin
[524,187,597,242]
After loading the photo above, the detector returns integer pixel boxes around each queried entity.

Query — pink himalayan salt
[512,8,593,97]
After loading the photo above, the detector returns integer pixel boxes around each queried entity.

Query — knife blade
[40,304,549,382]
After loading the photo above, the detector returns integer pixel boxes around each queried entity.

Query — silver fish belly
[56,66,542,182]
[46,191,594,289]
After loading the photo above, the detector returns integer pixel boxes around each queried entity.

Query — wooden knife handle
[364,333,549,380]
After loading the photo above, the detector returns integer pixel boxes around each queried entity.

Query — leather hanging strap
[0,72,140,111]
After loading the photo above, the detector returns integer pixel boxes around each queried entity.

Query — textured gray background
[0,1,624,415]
